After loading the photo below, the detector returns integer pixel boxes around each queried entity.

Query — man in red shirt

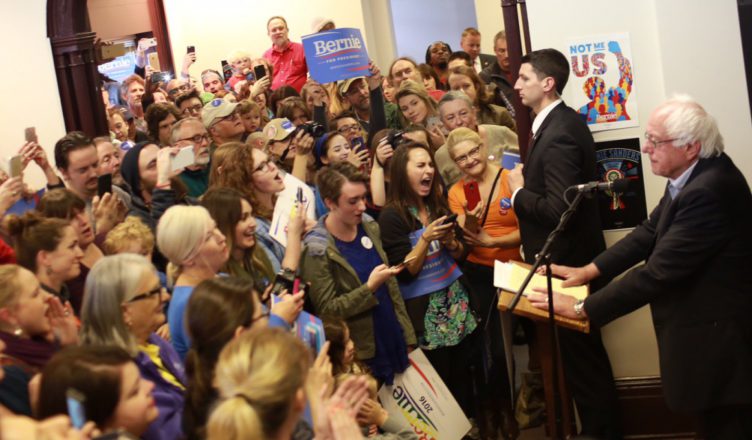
[263,16,308,92]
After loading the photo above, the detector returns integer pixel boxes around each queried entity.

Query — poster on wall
[567,33,639,132]
[595,138,648,230]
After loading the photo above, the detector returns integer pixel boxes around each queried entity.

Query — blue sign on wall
[302,28,370,84]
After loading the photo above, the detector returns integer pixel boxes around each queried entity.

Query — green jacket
[300,215,416,360]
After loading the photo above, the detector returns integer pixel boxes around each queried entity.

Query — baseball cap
[337,77,366,97]
[311,17,334,33]
[201,98,238,128]
[264,118,297,142]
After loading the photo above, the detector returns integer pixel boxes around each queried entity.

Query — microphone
[571,178,629,193]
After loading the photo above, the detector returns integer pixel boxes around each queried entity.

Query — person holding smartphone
[300,162,415,385]
[394,80,445,149]
[446,127,521,438]
[377,142,480,418]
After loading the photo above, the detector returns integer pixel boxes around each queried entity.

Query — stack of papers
[493,261,587,300]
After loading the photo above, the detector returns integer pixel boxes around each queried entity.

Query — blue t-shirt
[167,285,194,360]
[334,225,408,384]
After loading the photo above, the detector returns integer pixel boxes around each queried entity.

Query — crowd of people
[1,12,751,440]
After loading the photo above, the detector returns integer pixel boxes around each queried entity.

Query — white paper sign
[269,172,316,248]
[378,349,471,440]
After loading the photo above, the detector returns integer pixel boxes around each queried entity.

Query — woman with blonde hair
[448,65,516,132]
[394,80,444,148]
[446,127,521,437]
[156,205,228,360]
[207,327,369,440]
[0,263,78,416]
[79,253,182,440]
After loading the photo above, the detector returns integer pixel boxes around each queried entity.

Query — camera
[387,129,405,146]
[296,122,326,138]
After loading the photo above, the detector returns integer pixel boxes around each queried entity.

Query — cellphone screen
[66,389,87,430]
[171,146,195,172]
[97,173,112,197]
[253,65,266,80]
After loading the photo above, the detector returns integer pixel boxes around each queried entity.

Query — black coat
[513,102,606,267]
[586,153,752,412]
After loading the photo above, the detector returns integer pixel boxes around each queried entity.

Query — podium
[497,262,591,438]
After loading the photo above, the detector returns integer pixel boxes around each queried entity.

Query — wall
[162,0,371,86]
[88,0,151,40]
[0,0,66,189]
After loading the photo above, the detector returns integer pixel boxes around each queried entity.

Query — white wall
[0,0,66,189]
[88,0,151,40]
[162,0,371,84]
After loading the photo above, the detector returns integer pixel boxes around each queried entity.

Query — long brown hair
[209,142,273,220]
[449,65,494,110]
[184,277,258,440]
[386,142,449,229]
[6,212,69,273]
[200,187,275,285]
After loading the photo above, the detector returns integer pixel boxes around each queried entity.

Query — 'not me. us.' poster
[567,33,639,132]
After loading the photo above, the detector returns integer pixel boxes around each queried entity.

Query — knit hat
[313,132,334,168]
[120,141,153,198]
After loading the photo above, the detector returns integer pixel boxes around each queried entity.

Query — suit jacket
[478,53,496,71]
[585,153,752,412]
[513,102,606,267]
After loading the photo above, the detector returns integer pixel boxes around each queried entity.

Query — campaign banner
[566,33,639,132]
[595,138,648,230]
[378,348,471,440]
[301,28,370,84]
[398,227,462,300]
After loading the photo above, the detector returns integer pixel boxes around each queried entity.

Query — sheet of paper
[493,260,587,300]
[269,172,316,248]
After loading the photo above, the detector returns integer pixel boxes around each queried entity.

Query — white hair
[79,254,156,355]
[655,94,724,158]
[227,50,251,64]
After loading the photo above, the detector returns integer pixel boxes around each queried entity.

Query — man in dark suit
[530,96,752,439]
[460,27,496,73]
[508,48,621,438]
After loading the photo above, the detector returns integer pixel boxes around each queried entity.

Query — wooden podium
[497,262,591,438]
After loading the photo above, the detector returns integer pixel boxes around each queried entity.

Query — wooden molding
[615,376,696,439]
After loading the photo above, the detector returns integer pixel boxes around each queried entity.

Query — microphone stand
[508,188,588,439]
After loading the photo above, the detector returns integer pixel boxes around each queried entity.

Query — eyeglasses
[178,133,210,144]
[128,286,164,304]
[253,158,275,174]
[453,145,482,165]
[218,112,239,123]
[644,132,678,149]
[337,124,361,134]
[181,104,203,116]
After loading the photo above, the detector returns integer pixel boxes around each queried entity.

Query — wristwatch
[573,299,585,317]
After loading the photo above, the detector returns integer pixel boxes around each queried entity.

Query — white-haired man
[531,95,752,438]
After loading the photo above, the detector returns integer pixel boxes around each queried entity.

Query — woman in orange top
[446,127,520,437]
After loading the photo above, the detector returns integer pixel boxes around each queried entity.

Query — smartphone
[66,388,87,430]
[97,173,112,197]
[147,52,161,71]
[253,64,266,80]
[187,45,195,54]
[463,181,481,211]
[293,277,301,294]
[465,214,479,234]
[442,213,458,225]
[8,155,23,178]
[426,116,442,131]
[24,127,37,143]
[170,146,195,172]
[221,60,233,82]
[151,71,170,85]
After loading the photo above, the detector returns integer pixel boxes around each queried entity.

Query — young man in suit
[507,48,621,438]
[460,27,496,73]
[530,95,752,438]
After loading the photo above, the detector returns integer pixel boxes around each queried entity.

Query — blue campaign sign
[301,28,370,84]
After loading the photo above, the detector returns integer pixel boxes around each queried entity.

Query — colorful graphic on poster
[567,33,638,132]
[595,138,647,230]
